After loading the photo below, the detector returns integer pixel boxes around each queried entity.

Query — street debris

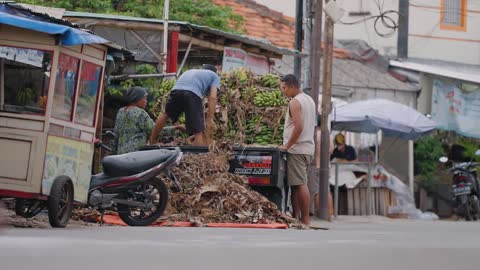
[160,151,304,228]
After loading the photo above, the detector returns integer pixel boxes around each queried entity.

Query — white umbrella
[331,99,437,140]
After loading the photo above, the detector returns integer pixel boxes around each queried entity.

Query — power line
[339,0,400,38]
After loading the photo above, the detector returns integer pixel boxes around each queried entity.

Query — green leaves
[22,0,244,33]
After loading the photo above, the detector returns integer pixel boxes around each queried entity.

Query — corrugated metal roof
[0,3,109,45]
[63,11,300,56]
[0,3,130,54]
[329,58,419,91]
[390,58,480,84]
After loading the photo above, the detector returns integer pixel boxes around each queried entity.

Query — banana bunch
[252,125,283,145]
[225,119,237,138]
[240,86,258,101]
[16,88,35,106]
[245,116,284,145]
[236,68,250,86]
[253,90,287,107]
[178,113,186,124]
[261,74,280,88]
[159,78,176,97]
[38,96,47,109]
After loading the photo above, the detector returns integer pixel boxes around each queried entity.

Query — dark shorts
[165,90,204,135]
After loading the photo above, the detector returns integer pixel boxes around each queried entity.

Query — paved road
[1,218,479,270]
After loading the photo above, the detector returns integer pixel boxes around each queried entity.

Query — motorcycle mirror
[439,156,449,163]
[104,130,118,139]
[475,149,480,157]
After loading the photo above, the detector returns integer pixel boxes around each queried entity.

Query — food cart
[0,4,117,227]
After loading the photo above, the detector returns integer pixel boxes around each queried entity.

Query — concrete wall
[417,74,433,114]
[335,0,480,65]
[408,0,480,65]
[334,0,399,58]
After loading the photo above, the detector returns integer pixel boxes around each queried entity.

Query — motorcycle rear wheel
[117,179,168,226]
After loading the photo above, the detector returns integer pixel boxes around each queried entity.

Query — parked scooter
[439,149,480,221]
[16,137,183,227]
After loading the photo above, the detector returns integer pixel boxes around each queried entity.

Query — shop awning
[0,4,109,46]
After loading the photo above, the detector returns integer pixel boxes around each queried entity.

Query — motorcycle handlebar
[94,139,113,152]
[443,162,479,173]
[100,143,113,152]
[102,130,118,139]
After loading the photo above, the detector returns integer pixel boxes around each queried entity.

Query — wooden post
[318,0,335,220]
[93,79,106,174]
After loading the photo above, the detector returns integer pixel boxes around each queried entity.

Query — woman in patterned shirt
[113,86,153,154]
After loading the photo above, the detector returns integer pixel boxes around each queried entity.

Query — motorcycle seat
[102,149,175,177]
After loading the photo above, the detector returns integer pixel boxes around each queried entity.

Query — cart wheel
[48,176,74,228]
[15,199,44,218]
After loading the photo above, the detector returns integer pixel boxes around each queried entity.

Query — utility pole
[303,0,313,95]
[397,0,409,59]
[311,0,327,219]
[294,0,303,80]
[318,0,335,220]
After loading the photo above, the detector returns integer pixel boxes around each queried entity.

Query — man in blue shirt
[150,64,220,146]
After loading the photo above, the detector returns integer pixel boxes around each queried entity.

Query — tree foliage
[20,0,244,33]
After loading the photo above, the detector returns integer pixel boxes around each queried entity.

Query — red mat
[94,215,288,229]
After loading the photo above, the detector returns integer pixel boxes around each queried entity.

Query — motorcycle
[439,149,480,221]
[16,136,183,227]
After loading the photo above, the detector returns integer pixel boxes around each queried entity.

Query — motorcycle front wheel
[117,179,168,226]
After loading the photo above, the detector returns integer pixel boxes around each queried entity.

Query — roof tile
[211,0,295,48]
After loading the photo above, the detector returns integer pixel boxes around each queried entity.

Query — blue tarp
[0,4,109,46]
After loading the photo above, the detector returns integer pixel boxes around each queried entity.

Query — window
[441,0,467,31]
[52,53,80,121]
[0,45,52,115]
[74,61,102,126]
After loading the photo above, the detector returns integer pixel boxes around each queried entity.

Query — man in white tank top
[279,74,316,226]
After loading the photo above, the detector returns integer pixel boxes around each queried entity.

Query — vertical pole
[408,140,414,195]
[367,162,372,216]
[397,0,409,59]
[303,0,313,95]
[294,0,303,80]
[304,0,317,211]
[0,58,4,110]
[334,163,339,218]
[94,80,106,174]
[167,31,179,73]
[162,0,170,73]
[311,0,324,219]
[318,0,334,220]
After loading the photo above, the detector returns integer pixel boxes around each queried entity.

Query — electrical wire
[338,0,401,38]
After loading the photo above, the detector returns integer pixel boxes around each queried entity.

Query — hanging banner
[431,79,480,138]
[246,53,270,75]
[222,47,247,72]
[0,46,44,67]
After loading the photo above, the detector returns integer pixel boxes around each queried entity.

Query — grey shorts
[287,154,313,186]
